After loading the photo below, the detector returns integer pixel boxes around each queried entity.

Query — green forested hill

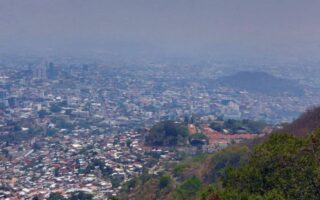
[145,121,189,146]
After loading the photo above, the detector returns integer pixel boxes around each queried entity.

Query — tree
[70,191,93,200]
[48,192,67,200]
[38,109,48,118]
[159,175,171,189]
[175,176,202,200]
[50,103,62,113]
[216,132,320,199]
[32,142,41,151]
[126,139,132,148]
[32,196,40,200]
[189,133,208,146]
[53,168,60,177]
[145,121,189,146]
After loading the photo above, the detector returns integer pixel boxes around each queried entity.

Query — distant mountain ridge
[215,71,304,96]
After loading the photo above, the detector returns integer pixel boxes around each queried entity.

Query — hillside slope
[281,106,320,137]
[119,106,320,200]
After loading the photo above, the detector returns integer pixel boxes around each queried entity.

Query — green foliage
[159,175,171,189]
[126,139,132,147]
[121,108,320,200]
[32,142,41,151]
[52,118,74,129]
[145,121,189,146]
[48,192,67,200]
[192,154,208,163]
[215,132,320,200]
[85,158,113,177]
[70,191,93,200]
[205,144,249,183]
[189,133,208,146]
[209,121,224,132]
[47,128,59,136]
[126,178,137,190]
[215,189,285,200]
[224,119,244,132]
[109,197,120,200]
[32,196,40,200]
[197,185,218,200]
[210,119,267,134]
[53,168,60,177]
[241,119,268,133]
[173,163,188,176]
[174,176,202,200]
[111,176,124,188]
[50,103,62,113]
[38,109,49,118]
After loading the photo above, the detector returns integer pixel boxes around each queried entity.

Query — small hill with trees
[145,121,189,146]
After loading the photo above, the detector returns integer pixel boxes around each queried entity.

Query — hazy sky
[1,0,320,59]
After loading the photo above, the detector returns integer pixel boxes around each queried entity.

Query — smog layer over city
[1,1,320,200]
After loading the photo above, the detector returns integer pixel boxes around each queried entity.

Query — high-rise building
[46,62,58,80]
[34,63,47,80]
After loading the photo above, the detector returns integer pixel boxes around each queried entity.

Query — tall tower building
[34,62,47,80]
